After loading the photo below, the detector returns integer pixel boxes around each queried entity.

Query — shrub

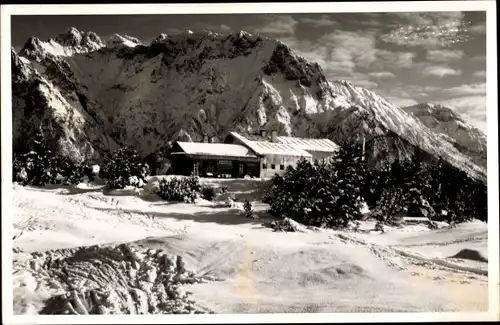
[12,132,89,186]
[372,185,407,224]
[13,131,53,186]
[269,218,305,232]
[265,139,487,227]
[361,163,392,209]
[201,186,215,201]
[374,221,385,233]
[243,200,253,218]
[157,176,200,203]
[99,148,150,189]
[266,142,368,229]
[368,155,486,224]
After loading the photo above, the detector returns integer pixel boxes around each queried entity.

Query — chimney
[203,133,209,143]
[260,130,267,138]
[271,130,278,143]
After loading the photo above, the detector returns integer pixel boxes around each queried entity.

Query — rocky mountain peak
[106,33,142,48]
[151,33,169,44]
[53,27,105,49]
[335,80,356,88]
[19,27,105,60]
[54,27,83,46]
[21,37,43,54]
[238,30,254,38]
[402,102,486,169]
[404,103,473,127]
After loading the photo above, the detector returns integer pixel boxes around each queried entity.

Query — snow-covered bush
[371,185,406,224]
[12,132,90,186]
[91,164,100,175]
[213,191,236,207]
[269,218,306,232]
[201,186,216,201]
[425,158,485,223]
[243,200,254,218]
[157,176,201,203]
[266,143,368,229]
[13,132,53,186]
[99,148,150,189]
[368,156,486,224]
[264,140,487,228]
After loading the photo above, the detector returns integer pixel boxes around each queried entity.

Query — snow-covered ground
[11,177,489,314]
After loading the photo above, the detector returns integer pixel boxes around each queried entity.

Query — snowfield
[11,177,489,314]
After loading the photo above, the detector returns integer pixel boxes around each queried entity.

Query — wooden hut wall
[170,154,193,176]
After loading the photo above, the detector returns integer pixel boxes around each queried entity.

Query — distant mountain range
[11,27,486,181]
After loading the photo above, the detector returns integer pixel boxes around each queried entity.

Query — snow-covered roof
[276,136,339,153]
[229,132,312,157]
[176,142,257,158]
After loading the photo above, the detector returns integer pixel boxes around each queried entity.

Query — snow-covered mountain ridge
[402,103,487,168]
[11,27,486,181]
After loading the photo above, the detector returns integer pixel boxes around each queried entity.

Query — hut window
[271,164,276,169]
[280,164,284,170]
[262,163,267,169]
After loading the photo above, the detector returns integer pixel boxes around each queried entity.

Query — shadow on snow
[90,205,278,227]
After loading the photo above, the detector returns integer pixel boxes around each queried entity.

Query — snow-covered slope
[11,27,486,180]
[12,181,488,314]
[402,103,487,168]
[105,33,143,48]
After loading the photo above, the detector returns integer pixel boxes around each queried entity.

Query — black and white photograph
[1,1,498,323]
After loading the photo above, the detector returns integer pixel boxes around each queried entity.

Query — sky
[11,11,487,131]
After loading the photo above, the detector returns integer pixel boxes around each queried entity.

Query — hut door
[206,163,214,174]
[238,163,244,176]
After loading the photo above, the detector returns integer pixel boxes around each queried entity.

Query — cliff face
[11,27,486,181]
[402,103,487,168]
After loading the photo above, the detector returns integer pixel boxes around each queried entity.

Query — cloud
[426,49,465,62]
[219,24,233,33]
[279,31,378,77]
[281,30,415,86]
[165,28,184,34]
[314,31,380,74]
[471,55,486,62]
[472,70,487,79]
[421,65,462,77]
[375,50,416,69]
[442,82,486,97]
[252,15,298,36]
[197,23,233,34]
[357,14,383,27]
[469,22,486,35]
[299,15,338,27]
[421,86,441,92]
[280,37,328,66]
[348,78,378,89]
[377,84,444,107]
[437,96,487,132]
[368,71,396,79]
[385,97,419,108]
[389,12,465,26]
[379,12,471,48]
